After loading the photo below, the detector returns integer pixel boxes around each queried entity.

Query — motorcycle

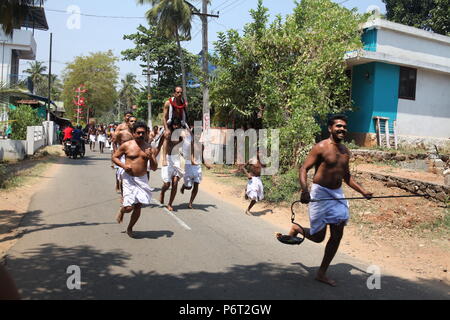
[68,139,85,159]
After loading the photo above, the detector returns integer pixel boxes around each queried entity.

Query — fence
[26,125,45,155]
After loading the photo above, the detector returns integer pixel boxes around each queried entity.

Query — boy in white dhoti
[276,115,372,287]
[112,121,161,238]
[240,152,266,215]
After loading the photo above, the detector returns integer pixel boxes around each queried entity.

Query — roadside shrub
[262,169,300,203]
[8,105,41,140]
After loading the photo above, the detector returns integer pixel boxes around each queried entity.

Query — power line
[219,0,245,15]
[211,0,234,12]
[46,8,146,20]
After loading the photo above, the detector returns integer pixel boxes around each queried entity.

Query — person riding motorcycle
[71,125,86,155]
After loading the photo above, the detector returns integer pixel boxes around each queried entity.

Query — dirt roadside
[0,146,63,261]
[201,167,450,287]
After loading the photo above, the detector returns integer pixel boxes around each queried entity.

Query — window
[399,67,417,100]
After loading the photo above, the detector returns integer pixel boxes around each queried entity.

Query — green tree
[137,0,200,102]
[211,0,364,169]
[61,51,119,122]
[122,24,202,123]
[382,0,450,35]
[8,104,40,140]
[119,73,139,109]
[210,0,269,129]
[23,60,47,94]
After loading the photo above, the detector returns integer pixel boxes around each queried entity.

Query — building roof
[362,18,450,46]
[21,6,48,31]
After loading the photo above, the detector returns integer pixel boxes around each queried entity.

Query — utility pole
[146,51,152,129]
[193,1,219,131]
[47,33,52,122]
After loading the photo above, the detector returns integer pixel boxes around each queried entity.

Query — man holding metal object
[276,114,373,287]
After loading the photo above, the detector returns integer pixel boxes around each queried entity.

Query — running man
[159,117,184,211]
[112,115,137,195]
[88,125,97,151]
[112,121,161,238]
[276,114,372,287]
[97,124,107,153]
[240,152,266,215]
[180,123,212,209]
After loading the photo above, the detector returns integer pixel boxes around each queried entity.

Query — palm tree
[23,60,47,94]
[119,73,139,109]
[137,0,198,103]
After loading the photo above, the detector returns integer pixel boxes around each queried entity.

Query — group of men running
[110,87,211,238]
[108,86,373,287]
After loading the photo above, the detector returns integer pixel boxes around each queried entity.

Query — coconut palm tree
[119,73,139,109]
[137,0,199,103]
[23,60,47,93]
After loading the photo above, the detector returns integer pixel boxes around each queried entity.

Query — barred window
[399,67,417,100]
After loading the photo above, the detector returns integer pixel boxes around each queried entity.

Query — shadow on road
[125,230,174,240]
[6,243,449,300]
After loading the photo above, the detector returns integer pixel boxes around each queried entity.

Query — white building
[345,18,450,147]
[0,2,48,86]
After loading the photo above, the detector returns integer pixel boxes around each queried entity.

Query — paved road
[5,150,449,299]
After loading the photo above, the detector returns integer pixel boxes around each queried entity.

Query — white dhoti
[246,176,264,202]
[161,155,183,183]
[98,134,106,143]
[183,161,202,188]
[89,134,96,143]
[308,183,349,235]
[122,172,152,207]
[116,155,126,180]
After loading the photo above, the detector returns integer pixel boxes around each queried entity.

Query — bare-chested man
[112,121,161,238]
[160,117,184,211]
[112,114,136,194]
[180,123,212,209]
[240,151,266,215]
[163,87,188,134]
[276,114,373,287]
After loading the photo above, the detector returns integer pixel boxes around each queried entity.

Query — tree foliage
[122,24,202,123]
[8,104,40,140]
[210,0,364,169]
[382,0,450,36]
[23,61,63,100]
[61,51,118,121]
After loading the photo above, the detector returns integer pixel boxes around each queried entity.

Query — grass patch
[262,169,300,203]
[0,157,57,189]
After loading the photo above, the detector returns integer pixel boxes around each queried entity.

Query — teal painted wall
[348,62,400,134]
[362,29,377,52]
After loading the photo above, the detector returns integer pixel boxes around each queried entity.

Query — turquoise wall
[362,29,377,52]
[348,62,400,133]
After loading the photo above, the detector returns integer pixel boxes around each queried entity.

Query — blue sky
[23,0,386,84]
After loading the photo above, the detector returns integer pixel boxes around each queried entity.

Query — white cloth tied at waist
[122,172,152,207]
[308,183,349,235]
[246,176,264,202]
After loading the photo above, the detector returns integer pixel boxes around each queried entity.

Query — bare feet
[126,228,134,238]
[245,210,250,215]
[188,203,193,209]
[116,209,124,224]
[315,273,337,287]
[167,205,174,211]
